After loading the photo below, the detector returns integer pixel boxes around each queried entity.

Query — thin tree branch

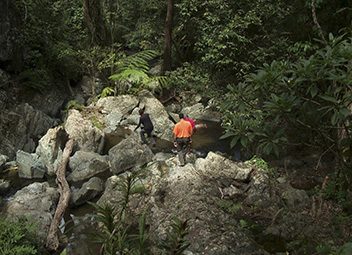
[46,139,74,252]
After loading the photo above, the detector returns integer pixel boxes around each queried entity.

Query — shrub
[0,216,39,255]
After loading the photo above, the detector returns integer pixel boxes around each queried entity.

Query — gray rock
[96,95,139,116]
[182,103,220,122]
[35,127,65,176]
[99,152,270,254]
[195,152,253,182]
[0,179,10,194]
[281,185,310,209]
[68,151,109,183]
[108,134,154,174]
[144,154,269,255]
[65,109,104,153]
[104,111,124,130]
[75,76,105,102]
[16,150,46,179]
[71,177,104,207]
[4,182,59,242]
[0,103,58,158]
[0,154,9,171]
[138,90,175,141]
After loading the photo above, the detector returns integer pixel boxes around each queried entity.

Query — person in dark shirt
[134,107,156,146]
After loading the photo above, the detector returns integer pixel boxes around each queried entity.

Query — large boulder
[96,95,139,132]
[35,127,67,176]
[74,76,105,104]
[108,134,154,175]
[96,95,139,116]
[24,85,72,117]
[98,152,270,254]
[182,103,221,122]
[144,154,269,254]
[4,182,59,241]
[138,90,175,141]
[70,177,104,207]
[65,109,104,153]
[16,150,46,179]
[67,151,109,183]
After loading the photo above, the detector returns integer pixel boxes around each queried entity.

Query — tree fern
[109,50,169,94]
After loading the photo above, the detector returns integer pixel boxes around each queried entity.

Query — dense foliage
[0,217,40,255]
[2,0,352,254]
[4,0,351,190]
[221,34,352,183]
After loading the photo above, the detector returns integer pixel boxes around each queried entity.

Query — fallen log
[46,139,74,252]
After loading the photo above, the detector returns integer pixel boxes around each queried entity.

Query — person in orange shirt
[173,113,193,166]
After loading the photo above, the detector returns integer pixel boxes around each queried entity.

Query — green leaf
[319,95,339,104]
[339,108,350,118]
[220,132,235,140]
[310,85,318,98]
[331,111,339,125]
[240,137,248,147]
[230,136,239,148]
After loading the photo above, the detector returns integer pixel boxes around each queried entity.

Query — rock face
[70,177,104,207]
[138,90,175,141]
[0,103,58,159]
[5,182,59,242]
[146,153,268,254]
[108,134,154,174]
[16,150,46,179]
[98,152,270,254]
[35,127,66,176]
[67,151,109,183]
[65,109,104,153]
[96,95,139,117]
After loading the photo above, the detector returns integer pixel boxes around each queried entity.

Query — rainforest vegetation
[1,0,352,254]
[5,0,351,189]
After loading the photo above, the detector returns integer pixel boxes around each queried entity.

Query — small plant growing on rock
[215,199,243,215]
[160,218,190,255]
[89,171,190,255]
[249,155,276,177]
[65,100,84,112]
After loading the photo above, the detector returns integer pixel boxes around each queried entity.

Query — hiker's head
[139,108,145,115]
[179,113,184,119]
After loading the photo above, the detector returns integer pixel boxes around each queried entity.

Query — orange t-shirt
[173,119,193,138]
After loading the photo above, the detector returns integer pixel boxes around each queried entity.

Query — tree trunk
[311,0,327,44]
[83,0,107,45]
[162,0,174,73]
[46,139,74,252]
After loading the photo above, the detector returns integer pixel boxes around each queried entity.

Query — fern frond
[115,50,158,72]
[100,86,115,98]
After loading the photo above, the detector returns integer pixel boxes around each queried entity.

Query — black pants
[140,128,155,145]
[175,137,191,165]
